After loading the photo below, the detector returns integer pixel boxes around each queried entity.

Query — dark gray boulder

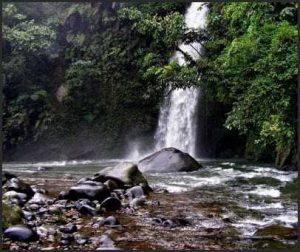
[100,197,121,211]
[138,147,202,173]
[4,225,39,242]
[68,181,110,202]
[76,204,98,216]
[2,171,17,185]
[6,178,35,199]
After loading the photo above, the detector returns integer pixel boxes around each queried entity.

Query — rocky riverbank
[2,157,298,250]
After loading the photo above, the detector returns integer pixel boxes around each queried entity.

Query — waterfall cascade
[154,2,208,157]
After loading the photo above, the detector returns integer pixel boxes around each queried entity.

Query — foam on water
[247,186,281,198]
[244,202,284,210]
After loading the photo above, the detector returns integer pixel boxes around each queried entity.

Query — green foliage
[2,2,297,168]
[118,7,184,48]
[2,3,56,149]
[3,4,56,53]
[200,2,297,166]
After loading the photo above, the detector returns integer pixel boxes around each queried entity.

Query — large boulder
[94,162,150,190]
[137,147,202,173]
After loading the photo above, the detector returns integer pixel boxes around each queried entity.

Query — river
[2,159,298,249]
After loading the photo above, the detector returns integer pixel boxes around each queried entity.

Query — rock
[2,171,17,185]
[77,178,90,184]
[3,191,28,204]
[59,224,77,234]
[2,202,23,229]
[58,191,69,200]
[22,210,35,221]
[94,162,150,189]
[98,234,115,247]
[129,196,146,208]
[100,197,121,211]
[77,204,98,216]
[75,234,88,245]
[101,216,119,226]
[41,247,56,250]
[27,204,40,211]
[151,217,190,228]
[49,206,61,214]
[6,178,35,199]
[254,225,297,238]
[111,190,125,201]
[38,207,49,215]
[36,226,49,238]
[27,192,50,205]
[60,233,74,244]
[68,181,110,201]
[4,225,39,242]
[76,198,96,208]
[125,186,144,200]
[138,147,202,173]
[104,179,120,191]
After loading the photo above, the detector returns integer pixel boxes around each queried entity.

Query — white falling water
[155,2,208,156]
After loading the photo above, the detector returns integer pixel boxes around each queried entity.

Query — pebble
[27,204,40,211]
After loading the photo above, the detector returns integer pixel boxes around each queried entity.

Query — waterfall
[154,2,208,157]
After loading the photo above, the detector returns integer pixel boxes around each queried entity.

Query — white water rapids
[154,3,208,156]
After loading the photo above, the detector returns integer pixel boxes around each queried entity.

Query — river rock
[2,171,17,185]
[101,216,119,226]
[98,233,115,247]
[75,234,88,245]
[138,147,202,173]
[6,178,35,199]
[94,162,150,190]
[125,186,144,200]
[27,192,50,205]
[27,203,41,211]
[254,225,297,238]
[100,197,121,211]
[77,204,98,216]
[104,179,119,191]
[59,224,78,234]
[68,181,110,201]
[129,196,146,208]
[3,191,28,204]
[4,225,39,242]
[78,198,97,206]
[22,210,35,221]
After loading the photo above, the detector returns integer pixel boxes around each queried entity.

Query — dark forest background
[2,2,298,169]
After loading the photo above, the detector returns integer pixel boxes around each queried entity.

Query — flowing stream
[2,159,298,249]
[155,3,208,156]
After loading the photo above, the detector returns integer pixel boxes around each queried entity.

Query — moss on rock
[2,202,23,229]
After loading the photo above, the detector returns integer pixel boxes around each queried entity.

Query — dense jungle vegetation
[2,2,298,168]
